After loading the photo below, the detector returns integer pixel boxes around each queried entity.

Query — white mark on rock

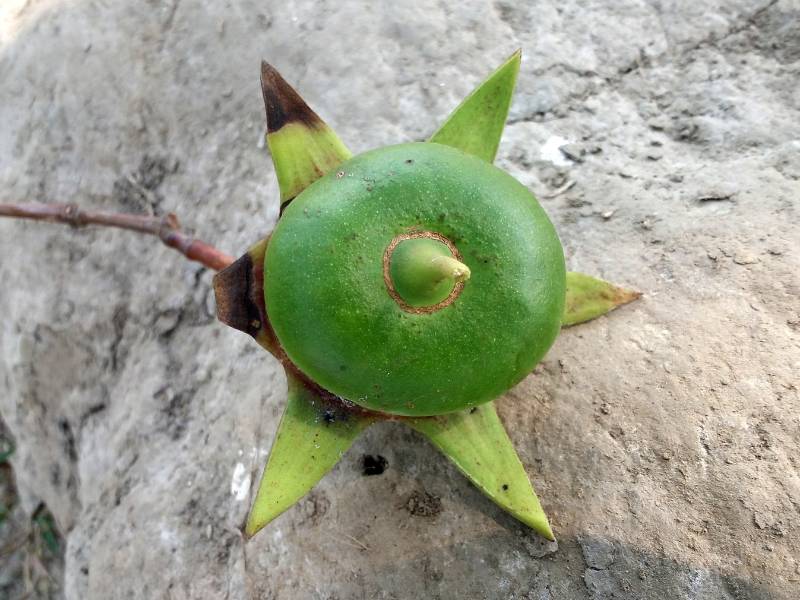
[247,446,269,460]
[540,135,574,167]
[230,462,251,501]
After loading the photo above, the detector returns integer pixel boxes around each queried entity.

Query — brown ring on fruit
[382,230,466,314]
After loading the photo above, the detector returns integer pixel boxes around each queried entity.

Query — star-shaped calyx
[213,52,640,541]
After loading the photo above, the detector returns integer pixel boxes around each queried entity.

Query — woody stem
[0,202,235,272]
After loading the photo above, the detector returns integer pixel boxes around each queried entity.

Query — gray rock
[1,0,799,598]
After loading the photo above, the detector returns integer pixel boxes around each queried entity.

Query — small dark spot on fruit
[323,410,336,424]
[469,407,478,414]
[438,213,446,221]
[405,159,414,164]
[336,171,345,178]
[502,484,509,491]
[362,454,388,476]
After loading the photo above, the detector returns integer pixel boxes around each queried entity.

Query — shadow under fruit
[213,51,640,541]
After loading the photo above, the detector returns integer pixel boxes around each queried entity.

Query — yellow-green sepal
[428,50,521,163]
[563,271,641,327]
[244,373,375,538]
[260,62,352,210]
[406,402,555,541]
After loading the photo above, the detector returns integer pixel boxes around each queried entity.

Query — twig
[336,532,369,551]
[0,202,234,271]
[0,532,29,558]
[539,179,576,199]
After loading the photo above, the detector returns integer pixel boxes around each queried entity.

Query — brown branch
[0,202,235,272]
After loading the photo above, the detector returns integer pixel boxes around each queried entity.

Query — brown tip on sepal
[260,60,322,133]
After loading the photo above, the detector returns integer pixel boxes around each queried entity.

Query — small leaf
[429,50,521,163]
[407,402,555,540]
[260,62,352,211]
[244,373,374,538]
[563,271,641,327]
[32,506,60,554]
[0,435,14,463]
[212,236,285,357]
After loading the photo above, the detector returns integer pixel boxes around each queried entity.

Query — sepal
[406,402,554,540]
[244,373,374,537]
[261,62,352,211]
[429,50,521,163]
[563,271,641,327]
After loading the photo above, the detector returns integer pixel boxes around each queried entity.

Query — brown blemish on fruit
[382,231,466,314]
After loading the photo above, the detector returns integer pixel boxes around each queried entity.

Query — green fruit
[264,142,565,416]
[213,55,638,540]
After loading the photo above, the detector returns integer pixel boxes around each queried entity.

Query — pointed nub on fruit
[384,232,470,312]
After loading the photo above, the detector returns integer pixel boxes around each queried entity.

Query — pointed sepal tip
[407,402,555,541]
[429,50,522,163]
[563,271,642,327]
[259,61,352,208]
[244,374,373,538]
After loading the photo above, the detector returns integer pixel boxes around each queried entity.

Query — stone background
[0,0,798,598]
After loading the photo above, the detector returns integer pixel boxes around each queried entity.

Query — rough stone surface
[1,0,798,598]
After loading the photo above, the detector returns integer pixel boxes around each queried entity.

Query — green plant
[214,51,640,541]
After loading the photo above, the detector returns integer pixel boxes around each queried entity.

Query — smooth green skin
[264,142,566,416]
[563,271,641,327]
[245,372,374,537]
[429,50,520,162]
[408,402,554,540]
[389,237,470,308]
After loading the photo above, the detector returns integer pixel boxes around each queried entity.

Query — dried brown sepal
[212,236,284,357]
